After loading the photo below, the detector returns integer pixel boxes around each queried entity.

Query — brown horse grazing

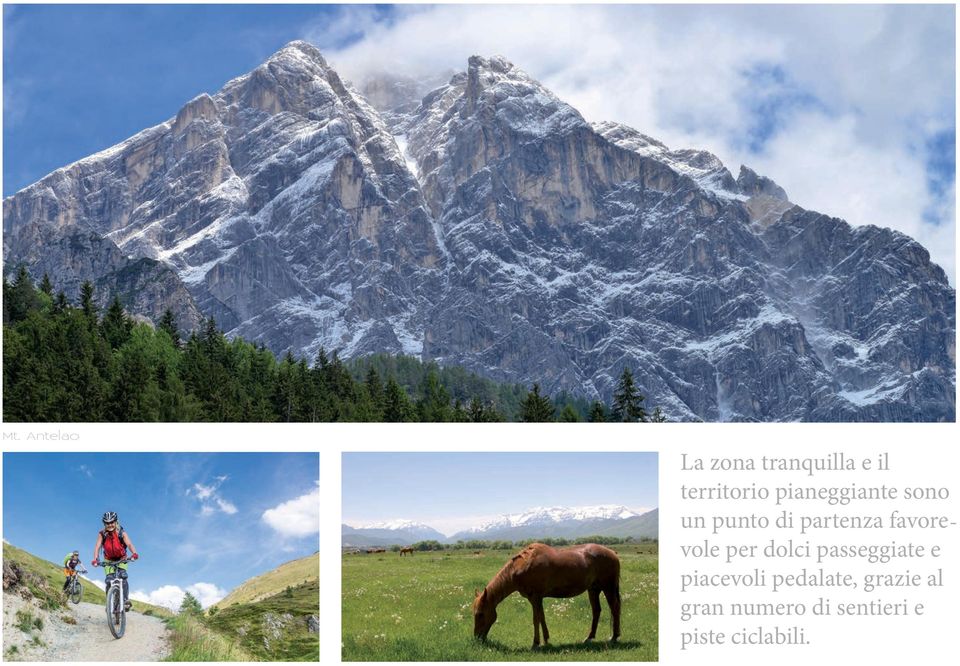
[399,547,414,556]
[473,543,621,648]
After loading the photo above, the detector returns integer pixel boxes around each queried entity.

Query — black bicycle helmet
[102,511,118,524]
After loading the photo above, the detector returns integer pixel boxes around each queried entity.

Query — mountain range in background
[4,41,954,421]
[341,505,659,547]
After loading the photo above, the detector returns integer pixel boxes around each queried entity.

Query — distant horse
[366,547,386,554]
[473,551,483,556]
[399,547,414,556]
[473,542,620,648]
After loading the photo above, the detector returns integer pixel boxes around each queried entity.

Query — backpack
[100,526,127,560]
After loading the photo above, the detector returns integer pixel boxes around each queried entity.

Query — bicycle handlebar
[94,558,136,567]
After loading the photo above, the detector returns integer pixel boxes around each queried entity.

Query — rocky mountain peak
[737,165,788,201]
[465,54,524,98]
[461,54,585,135]
[263,39,331,72]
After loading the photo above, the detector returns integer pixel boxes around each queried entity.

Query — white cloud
[314,4,954,282]
[186,582,228,609]
[76,465,93,478]
[131,581,226,612]
[193,483,215,501]
[262,482,320,538]
[130,584,187,611]
[188,475,238,516]
[84,577,105,591]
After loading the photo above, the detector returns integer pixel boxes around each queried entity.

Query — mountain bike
[95,558,135,638]
[65,568,88,604]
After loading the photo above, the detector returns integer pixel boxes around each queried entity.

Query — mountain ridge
[4,42,954,421]
[341,505,659,545]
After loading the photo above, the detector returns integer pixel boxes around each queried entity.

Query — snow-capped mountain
[357,519,438,532]
[450,506,659,542]
[4,42,954,421]
[464,505,642,533]
[340,506,658,546]
[341,521,447,547]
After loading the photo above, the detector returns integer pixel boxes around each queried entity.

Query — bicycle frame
[95,558,135,639]
[66,568,87,603]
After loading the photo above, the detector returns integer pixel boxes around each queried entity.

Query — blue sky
[342,453,658,535]
[3,452,319,611]
[3,4,954,280]
[2,3,373,195]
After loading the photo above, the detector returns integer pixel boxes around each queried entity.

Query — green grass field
[342,545,658,661]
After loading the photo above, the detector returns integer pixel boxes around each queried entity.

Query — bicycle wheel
[106,586,126,639]
[69,580,82,604]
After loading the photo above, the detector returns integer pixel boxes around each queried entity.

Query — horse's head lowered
[473,588,497,640]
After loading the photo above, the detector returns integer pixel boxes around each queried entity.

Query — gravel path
[4,597,171,662]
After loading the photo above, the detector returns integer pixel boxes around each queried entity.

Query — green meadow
[342,545,658,661]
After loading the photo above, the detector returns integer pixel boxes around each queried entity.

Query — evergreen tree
[110,338,160,421]
[383,376,415,422]
[2,277,10,324]
[452,399,471,422]
[611,367,647,422]
[559,404,580,422]
[466,397,504,422]
[39,272,54,296]
[8,265,40,323]
[53,291,68,315]
[519,383,555,422]
[80,281,97,323]
[417,370,452,421]
[293,357,316,421]
[179,592,202,615]
[158,309,181,348]
[364,366,384,419]
[588,401,608,423]
[650,406,667,423]
[101,296,132,350]
[273,351,300,422]
[314,347,330,372]
[201,317,223,357]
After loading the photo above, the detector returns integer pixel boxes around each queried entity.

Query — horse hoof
[584,637,594,644]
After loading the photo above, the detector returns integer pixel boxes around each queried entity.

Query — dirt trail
[18,600,171,661]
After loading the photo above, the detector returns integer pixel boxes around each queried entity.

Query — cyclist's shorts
[63,568,73,577]
[102,561,128,575]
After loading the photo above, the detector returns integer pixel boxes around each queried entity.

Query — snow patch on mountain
[355,519,436,531]
[463,505,643,534]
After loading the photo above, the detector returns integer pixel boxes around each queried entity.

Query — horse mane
[481,543,545,605]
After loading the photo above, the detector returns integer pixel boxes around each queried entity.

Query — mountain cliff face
[4,42,954,421]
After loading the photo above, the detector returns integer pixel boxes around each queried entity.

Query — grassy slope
[2,542,172,617]
[206,580,319,661]
[164,613,257,662]
[341,547,658,662]
[212,552,318,610]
